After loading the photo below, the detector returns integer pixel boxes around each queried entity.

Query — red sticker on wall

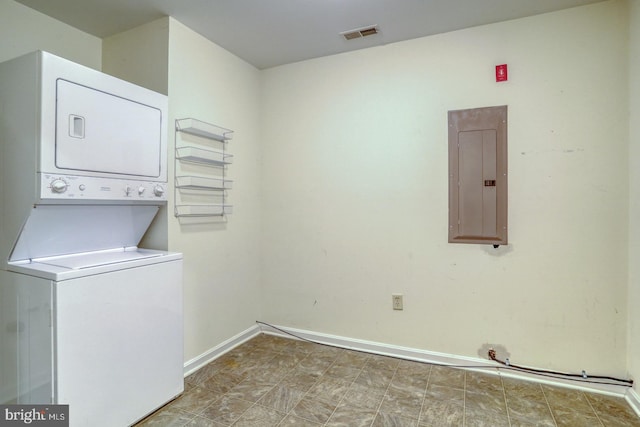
[496,64,508,82]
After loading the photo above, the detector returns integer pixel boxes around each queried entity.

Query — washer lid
[9,204,159,262]
[7,247,182,281]
[35,248,164,270]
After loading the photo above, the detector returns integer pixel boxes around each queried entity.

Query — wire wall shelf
[174,118,234,219]
[175,118,233,142]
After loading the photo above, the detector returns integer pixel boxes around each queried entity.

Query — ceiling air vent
[341,25,379,41]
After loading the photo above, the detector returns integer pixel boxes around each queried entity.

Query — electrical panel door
[448,106,507,245]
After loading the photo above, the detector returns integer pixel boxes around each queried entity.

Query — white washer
[1,249,183,426]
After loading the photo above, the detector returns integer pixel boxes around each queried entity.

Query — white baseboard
[183,324,261,377]
[626,388,640,417]
[257,322,631,397]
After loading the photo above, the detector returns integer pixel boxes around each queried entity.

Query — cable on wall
[487,349,633,385]
[255,320,633,388]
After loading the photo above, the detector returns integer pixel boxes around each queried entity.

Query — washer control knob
[138,186,146,195]
[153,185,165,197]
[124,185,132,196]
[50,179,68,193]
[79,184,86,191]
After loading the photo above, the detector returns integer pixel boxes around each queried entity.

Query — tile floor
[135,334,640,426]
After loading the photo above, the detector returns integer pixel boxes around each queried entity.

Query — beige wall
[102,18,169,96]
[167,19,263,362]
[1,0,637,382]
[261,0,630,375]
[628,0,640,390]
[0,0,100,67]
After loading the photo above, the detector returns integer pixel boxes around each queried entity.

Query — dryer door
[55,79,163,178]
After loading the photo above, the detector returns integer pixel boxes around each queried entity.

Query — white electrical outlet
[392,294,403,310]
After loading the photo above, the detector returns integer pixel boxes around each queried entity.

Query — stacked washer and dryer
[0,51,183,426]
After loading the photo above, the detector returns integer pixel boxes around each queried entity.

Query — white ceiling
[16,0,605,70]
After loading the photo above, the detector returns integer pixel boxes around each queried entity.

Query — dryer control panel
[40,173,167,202]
